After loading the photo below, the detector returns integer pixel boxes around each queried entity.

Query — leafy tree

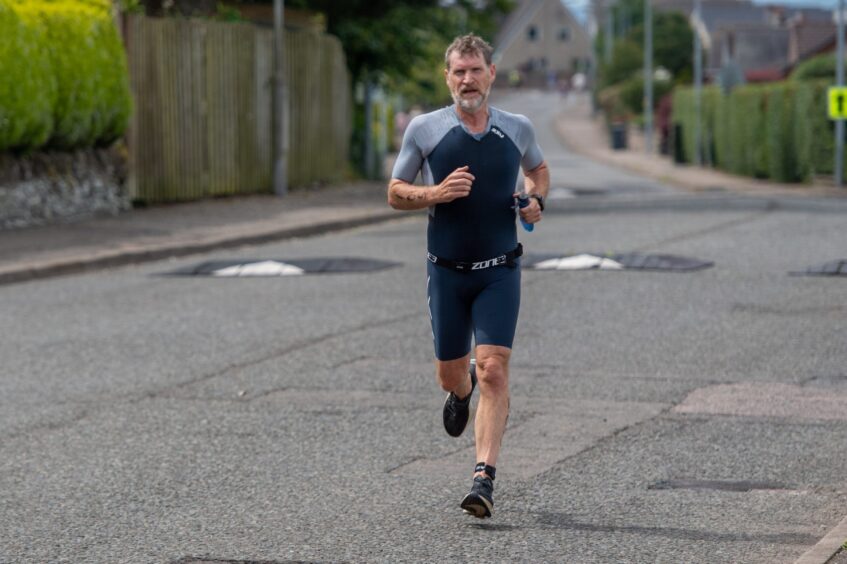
[628,12,693,82]
[599,39,643,88]
[282,0,512,87]
[598,0,693,87]
[136,0,216,16]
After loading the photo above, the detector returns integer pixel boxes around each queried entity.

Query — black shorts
[426,259,521,361]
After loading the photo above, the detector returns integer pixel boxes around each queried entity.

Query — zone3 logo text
[472,255,507,270]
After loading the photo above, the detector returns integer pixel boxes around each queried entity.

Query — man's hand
[435,166,474,203]
[514,192,542,225]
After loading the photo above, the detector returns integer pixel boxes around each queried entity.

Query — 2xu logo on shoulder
[491,127,505,139]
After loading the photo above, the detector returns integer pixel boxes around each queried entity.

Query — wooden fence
[124,15,351,203]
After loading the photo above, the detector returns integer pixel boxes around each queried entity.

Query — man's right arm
[387,166,474,211]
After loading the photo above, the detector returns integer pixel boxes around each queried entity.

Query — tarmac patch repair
[161,257,401,277]
[524,252,714,272]
[674,383,847,421]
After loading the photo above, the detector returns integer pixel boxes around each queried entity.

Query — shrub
[1,0,132,151]
[599,40,643,89]
[0,0,54,150]
[764,84,800,182]
[618,75,674,115]
[794,80,841,178]
[790,53,842,82]
[597,83,631,123]
[673,80,838,182]
[14,1,132,148]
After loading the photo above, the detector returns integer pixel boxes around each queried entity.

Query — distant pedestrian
[387,34,549,518]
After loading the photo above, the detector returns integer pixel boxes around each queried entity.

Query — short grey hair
[444,34,493,69]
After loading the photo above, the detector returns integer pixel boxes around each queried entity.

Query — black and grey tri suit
[392,105,544,361]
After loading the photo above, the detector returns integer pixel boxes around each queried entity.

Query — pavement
[2,90,844,289]
[0,181,398,285]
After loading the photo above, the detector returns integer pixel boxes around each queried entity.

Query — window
[527,25,539,42]
[558,27,569,41]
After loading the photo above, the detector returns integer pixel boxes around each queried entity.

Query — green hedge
[0,0,131,151]
[0,2,54,149]
[790,53,842,82]
[673,80,840,182]
[794,81,833,178]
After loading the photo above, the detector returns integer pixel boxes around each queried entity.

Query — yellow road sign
[829,87,847,119]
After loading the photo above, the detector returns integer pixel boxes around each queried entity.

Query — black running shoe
[461,475,494,518]
[443,361,477,437]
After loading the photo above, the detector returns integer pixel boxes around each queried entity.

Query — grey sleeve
[518,115,544,171]
[391,117,425,182]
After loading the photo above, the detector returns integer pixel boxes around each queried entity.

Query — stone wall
[0,147,130,230]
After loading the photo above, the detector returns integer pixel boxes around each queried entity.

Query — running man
[387,34,550,518]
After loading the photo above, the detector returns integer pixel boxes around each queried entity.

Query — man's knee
[476,349,510,394]
[436,356,470,391]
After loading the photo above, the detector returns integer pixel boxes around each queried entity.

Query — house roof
[787,7,834,23]
[493,0,544,61]
[708,23,790,73]
[699,1,768,34]
[791,21,836,61]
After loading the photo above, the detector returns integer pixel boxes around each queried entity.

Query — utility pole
[693,0,703,165]
[836,0,845,187]
[273,0,288,196]
[643,0,653,153]
[605,0,614,64]
[363,78,374,179]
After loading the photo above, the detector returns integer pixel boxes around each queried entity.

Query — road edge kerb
[0,209,402,286]
[794,515,847,564]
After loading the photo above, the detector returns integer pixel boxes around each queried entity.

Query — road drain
[524,252,714,272]
[162,257,401,277]
[648,479,790,492]
[790,260,847,277]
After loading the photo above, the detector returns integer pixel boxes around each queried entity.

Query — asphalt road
[2,92,846,563]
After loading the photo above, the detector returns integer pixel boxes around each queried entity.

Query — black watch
[530,193,545,211]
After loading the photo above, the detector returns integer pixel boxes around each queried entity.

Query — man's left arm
[519,160,550,225]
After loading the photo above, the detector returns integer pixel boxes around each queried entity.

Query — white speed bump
[525,252,713,272]
[212,260,305,277]
[162,257,401,277]
[533,254,624,271]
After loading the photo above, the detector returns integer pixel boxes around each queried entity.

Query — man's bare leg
[457,344,509,517]
[472,344,511,475]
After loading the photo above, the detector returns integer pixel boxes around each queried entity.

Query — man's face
[445,51,495,114]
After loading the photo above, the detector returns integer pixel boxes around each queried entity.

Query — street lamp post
[836,0,845,187]
[693,0,702,166]
[643,0,653,153]
[605,0,614,65]
[273,0,288,196]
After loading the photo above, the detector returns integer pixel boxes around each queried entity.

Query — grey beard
[453,88,489,113]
